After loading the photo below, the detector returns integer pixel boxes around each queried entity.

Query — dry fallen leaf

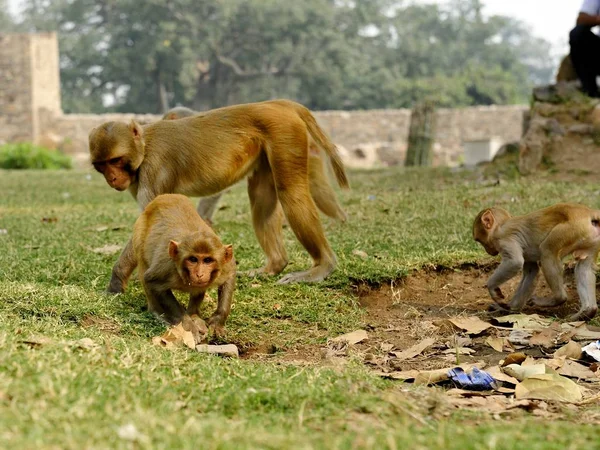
[448,316,492,335]
[18,336,53,347]
[502,352,527,366]
[529,325,560,348]
[152,323,196,350]
[352,249,368,259]
[485,336,506,352]
[515,373,583,403]
[331,329,368,345]
[554,340,582,360]
[92,244,122,256]
[557,360,598,380]
[442,347,474,355]
[69,337,99,351]
[494,314,552,330]
[502,363,547,381]
[391,338,436,361]
[486,365,518,385]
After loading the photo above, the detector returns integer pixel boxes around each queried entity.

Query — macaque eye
[109,157,122,165]
[203,257,214,264]
[188,256,198,263]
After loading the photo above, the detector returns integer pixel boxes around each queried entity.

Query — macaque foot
[277,264,335,284]
[568,306,598,321]
[487,301,512,314]
[181,314,208,344]
[528,296,567,308]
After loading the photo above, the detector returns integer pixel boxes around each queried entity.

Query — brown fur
[90,99,349,286]
[473,203,600,320]
[115,194,235,340]
[161,104,348,224]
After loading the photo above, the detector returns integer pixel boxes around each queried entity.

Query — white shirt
[581,0,600,15]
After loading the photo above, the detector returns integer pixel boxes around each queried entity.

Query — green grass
[1,167,600,449]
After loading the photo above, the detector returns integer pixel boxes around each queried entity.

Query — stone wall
[0,32,527,169]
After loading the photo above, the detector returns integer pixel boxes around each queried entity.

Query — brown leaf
[485,337,505,352]
[41,217,58,223]
[557,360,598,380]
[515,373,583,403]
[392,338,436,361]
[92,244,122,256]
[18,336,53,347]
[494,314,552,330]
[448,316,492,335]
[330,330,368,345]
[352,249,368,259]
[529,326,560,348]
[502,352,527,366]
[486,365,519,385]
[152,323,196,350]
[554,340,582,360]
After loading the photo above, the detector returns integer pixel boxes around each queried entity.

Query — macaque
[473,203,600,320]
[118,193,235,340]
[161,105,347,225]
[90,99,349,287]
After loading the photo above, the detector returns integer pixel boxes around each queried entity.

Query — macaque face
[92,155,133,191]
[181,253,219,287]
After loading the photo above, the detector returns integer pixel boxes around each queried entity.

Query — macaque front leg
[571,256,598,320]
[187,291,206,317]
[144,280,205,344]
[486,254,524,308]
[107,238,136,294]
[207,275,235,337]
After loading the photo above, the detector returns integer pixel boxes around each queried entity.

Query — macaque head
[473,207,511,256]
[162,106,197,121]
[89,120,146,191]
[168,232,234,288]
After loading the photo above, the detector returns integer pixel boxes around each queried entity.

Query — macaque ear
[166,113,176,120]
[168,240,179,260]
[481,210,495,230]
[223,244,234,263]
[129,120,144,140]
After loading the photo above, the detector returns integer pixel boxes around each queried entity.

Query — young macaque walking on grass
[473,203,600,321]
[89,99,349,287]
[120,194,235,342]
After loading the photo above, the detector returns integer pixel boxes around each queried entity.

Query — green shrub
[0,143,72,169]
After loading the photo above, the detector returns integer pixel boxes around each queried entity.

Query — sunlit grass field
[1,166,599,449]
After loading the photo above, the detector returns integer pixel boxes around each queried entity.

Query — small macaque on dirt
[117,194,235,342]
[473,203,600,321]
[89,99,349,286]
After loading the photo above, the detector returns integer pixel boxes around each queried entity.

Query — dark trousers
[570,25,600,97]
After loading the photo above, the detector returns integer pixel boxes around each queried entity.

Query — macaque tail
[298,107,349,189]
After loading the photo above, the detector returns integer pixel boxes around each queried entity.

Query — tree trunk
[405,101,436,167]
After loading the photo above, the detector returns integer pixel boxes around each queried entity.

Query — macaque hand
[182,314,208,344]
[207,314,226,338]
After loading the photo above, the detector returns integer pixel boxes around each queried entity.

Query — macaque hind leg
[531,239,569,307]
[197,192,225,225]
[571,255,598,320]
[107,238,137,294]
[509,261,539,310]
[269,151,336,284]
[244,158,288,277]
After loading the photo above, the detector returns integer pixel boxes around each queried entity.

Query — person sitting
[570,0,600,97]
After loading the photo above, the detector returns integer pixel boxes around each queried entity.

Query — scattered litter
[330,330,368,345]
[196,344,239,357]
[486,366,518,385]
[448,316,492,335]
[448,367,498,391]
[515,372,583,403]
[391,338,436,361]
[414,362,486,386]
[582,341,600,361]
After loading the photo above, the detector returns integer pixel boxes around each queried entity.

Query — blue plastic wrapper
[447,367,498,391]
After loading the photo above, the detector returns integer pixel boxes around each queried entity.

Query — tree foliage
[11,0,556,113]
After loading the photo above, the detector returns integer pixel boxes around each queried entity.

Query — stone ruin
[0,32,527,169]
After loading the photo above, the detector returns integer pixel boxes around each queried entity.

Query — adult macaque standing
[118,194,235,340]
[473,203,600,320]
[89,99,349,287]
[161,105,347,225]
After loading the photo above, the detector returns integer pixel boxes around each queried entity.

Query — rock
[567,124,593,134]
